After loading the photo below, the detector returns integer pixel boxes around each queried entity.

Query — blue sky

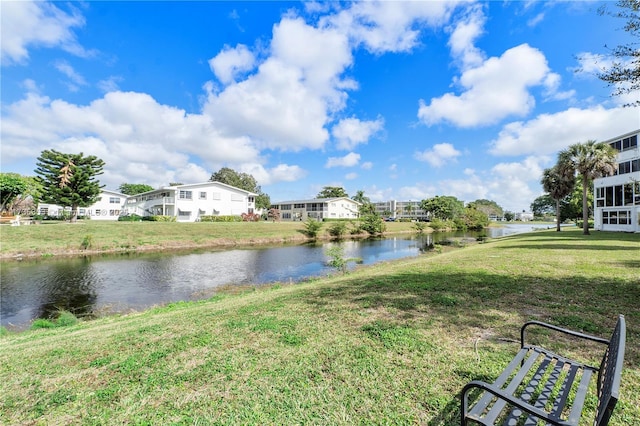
[1,1,639,212]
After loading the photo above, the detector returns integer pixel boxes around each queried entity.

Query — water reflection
[0,225,547,329]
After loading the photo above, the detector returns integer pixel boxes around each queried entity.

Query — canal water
[0,224,551,329]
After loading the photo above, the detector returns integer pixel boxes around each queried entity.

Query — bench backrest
[594,314,626,426]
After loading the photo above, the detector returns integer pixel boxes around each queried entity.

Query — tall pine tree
[34,150,105,222]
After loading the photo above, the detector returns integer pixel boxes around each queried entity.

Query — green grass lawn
[0,229,638,425]
[0,220,419,258]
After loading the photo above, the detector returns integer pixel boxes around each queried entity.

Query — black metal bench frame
[461,315,626,426]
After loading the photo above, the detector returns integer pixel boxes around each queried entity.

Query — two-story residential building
[593,129,640,232]
[123,182,257,222]
[270,197,360,221]
[38,189,127,220]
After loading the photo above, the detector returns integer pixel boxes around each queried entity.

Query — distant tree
[4,175,42,215]
[541,166,576,231]
[531,195,556,218]
[0,173,27,212]
[352,190,370,204]
[267,208,280,222]
[352,189,375,215]
[34,150,105,222]
[420,195,465,220]
[558,141,617,234]
[594,0,640,107]
[210,167,271,209]
[317,186,348,198]
[404,203,414,216]
[118,183,154,195]
[467,199,504,218]
[460,206,490,230]
[504,211,515,221]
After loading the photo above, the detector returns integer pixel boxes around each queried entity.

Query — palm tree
[558,140,617,235]
[541,166,575,231]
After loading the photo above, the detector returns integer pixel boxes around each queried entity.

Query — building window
[179,210,191,217]
[282,213,291,219]
[199,192,207,200]
[212,192,221,200]
[109,197,120,204]
[179,190,193,200]
[619,211,629,225]
[40,207,48,216]
[605,186,613,206]
[294,203,305,208]
[281,204,292,210]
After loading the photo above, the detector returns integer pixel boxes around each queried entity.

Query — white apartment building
[38,189,127,220]
[270,197,360,221]
[593,129,640,232]
[123,182,257,222]
[372,200,428,221]
[38,182,257,222]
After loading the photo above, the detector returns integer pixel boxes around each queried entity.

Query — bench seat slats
[567,368,593,425]
[461,315,626,426]
[467,348,538,423]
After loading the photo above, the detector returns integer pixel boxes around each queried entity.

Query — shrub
[325,245,360,273]
[146,215,177,222]
[80,234,93,250]
[413,221,427,234]
[118,214,142,222]
[301,217,323,239]
[360,214,386,235]
[30,310,79,330]
[200,215,242,222]
[241,213,261,222]
[349,220,365,235]
[327,221,348,238]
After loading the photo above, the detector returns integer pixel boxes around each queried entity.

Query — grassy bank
[0,220,418,259]
[1,229,638,425]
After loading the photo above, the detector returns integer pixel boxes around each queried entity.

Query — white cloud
[54,60,87,91]
[241,163,308,186]
[97,76,123,93]
[1,1,89,64]
[414,143,461,167]
[324,1,458,54]
[0,90,266,189]
[418,44,557,127]
[361,161,373,170]
[345,172,358,180]
[447,3,486,70]
[332,117,384,150]
[209,44,256,85]
[489,106,640,156]
[325,152,360,168]
[202,17,357,151]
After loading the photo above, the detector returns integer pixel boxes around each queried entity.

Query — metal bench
[461,315,626,426]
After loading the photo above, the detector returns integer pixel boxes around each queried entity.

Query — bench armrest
[461,380,573,426]
[521,321,610,348]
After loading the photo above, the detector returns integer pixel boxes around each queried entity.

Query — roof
[133,181,256,197]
